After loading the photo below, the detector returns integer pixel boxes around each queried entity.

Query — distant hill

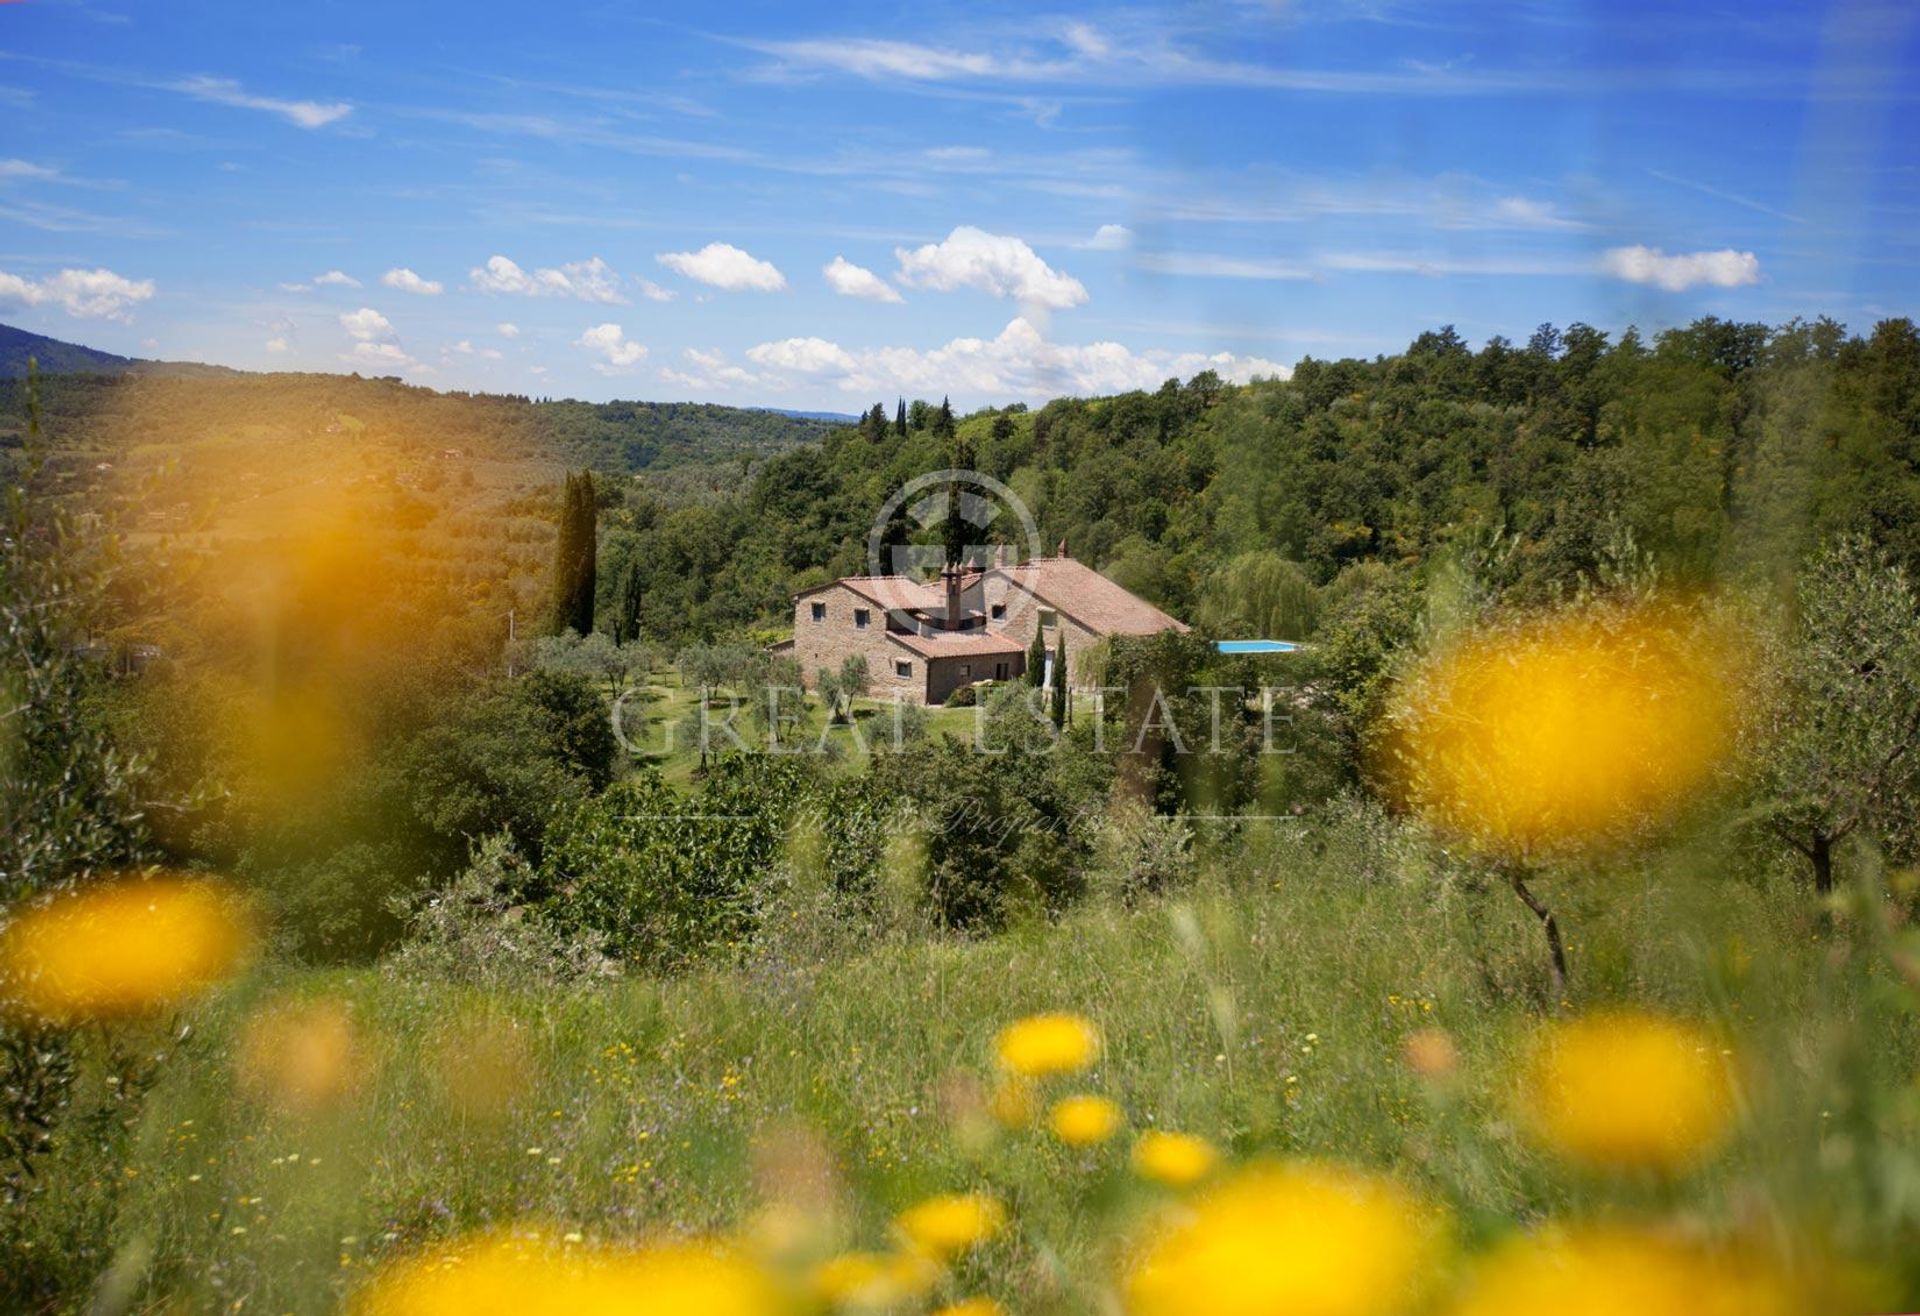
[1,321,242,380]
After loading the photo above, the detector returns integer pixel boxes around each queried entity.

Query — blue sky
[1,0,1915,409]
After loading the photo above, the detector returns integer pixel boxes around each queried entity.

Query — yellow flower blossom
[1521,1011,1733,1174]
[1385,605,1735,856]
[994,1012,1102,1077]
[894,1192,1006,1260]
[1050,1094,1124,1147]
[810,1250,941,1309]
[0,877,253,1024]
[933,1300,1007,1316]
[353,1231,783,1316]
[1131,1131,1220,1187]
[1125,1161,1443,1316]
[1447,1226,1804,1316]
[236,996,363,1113]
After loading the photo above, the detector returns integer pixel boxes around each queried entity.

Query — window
[854,607,870,629]
[810,601,826,622]
[994,662,1009,680]
[1038,608,1058,629]
[958,663,971,678]
[895,660,913,679]
[990,603,1006,620]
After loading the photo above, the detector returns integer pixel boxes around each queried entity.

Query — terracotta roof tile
[887,630,1026,658]
[990,557,1189,636]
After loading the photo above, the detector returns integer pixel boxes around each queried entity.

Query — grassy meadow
[10,806,1917,1313]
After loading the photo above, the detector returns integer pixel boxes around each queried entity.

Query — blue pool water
[1217,639,1300,654]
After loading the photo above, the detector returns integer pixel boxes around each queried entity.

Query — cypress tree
[549,470,598,636]
[1051,631,1069,727]
[1027,628,1047,687]
[614,560,643,646]
[895,397,907,436]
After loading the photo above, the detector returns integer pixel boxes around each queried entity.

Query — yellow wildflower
[1521,1011,1733,1174]
[236,996,363,1113]
[1131,1131,1220,1187]
[353,1230,783,1316]
[1404,1029,1459,1082]
[810,1250,940,1309]
[933,1300,1007,1316]
[1050,1094,1124,1147]
[1125,1161,1443,1316]
[0,877,253,1024]
[1447,1226,1804,1316]
[1385,605,1735,855]
[894,1192,1006,1260]
[994,1012,1102,1077]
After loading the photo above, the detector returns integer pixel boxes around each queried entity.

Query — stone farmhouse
[783,547,1188,706]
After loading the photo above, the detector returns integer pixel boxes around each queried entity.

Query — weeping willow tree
[1197,552,1321,641]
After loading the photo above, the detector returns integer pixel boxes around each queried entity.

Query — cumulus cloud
[469,254,626,303]
[314,270,361,288]
[448,339,504,360]
[264,336,288,353]
[682,317,1286,399]
[338,307,393,341]
[747,336,860,373]
[894,226,1088,309]
[576,323,648,373]
[0,266,155,320]
[1599,245,1760,292]
[166,76,352,129]
[382,267,443,295]
[637,279,676,303]
[823,255,904,303]
[656,242,787,292]
[1084,223,1133,250]
[496,322,520,338]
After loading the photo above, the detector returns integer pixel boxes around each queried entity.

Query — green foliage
[1749,536,1920,891]
[549,470,597,637]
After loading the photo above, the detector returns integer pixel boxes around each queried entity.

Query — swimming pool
[1216,639,1301,654]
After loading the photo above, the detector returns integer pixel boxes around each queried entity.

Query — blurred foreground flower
[1404,1028,1459,1083]
[1050,1093,1124,1147]
[995,1012,1102,1077]
[1386,604,1735,856]
[1447,1226,1813,1316]
[0,877,253,1024]
[932,1300,1006,1316]
[1125,1161,1443,1316]
[354,1231,784,1316]
[1131,1130,1219,1187]
[810,1249,941,1309]
[988,1075,1039,1129]
[236,995,363,1113]
[1521,1011,1733,1175]
[894,1192,1006,1260]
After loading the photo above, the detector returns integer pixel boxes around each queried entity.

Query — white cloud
[1135,251,1314,280]
[0,159,61,182]
[747,336,859,373]
[1599,245,1761,292]
[469,254,626,303]
[382,267,444,295]
[278,281,310,293]
[167,76,352,129]
[0,266,155,320]
[338,307,393,341]
[576,322,648,373]
[264,337,289,354]
[894,226,1088,309]
[1084,223,1133,250]
[314,270,361,288]
[823,255,904,304]
[496,321,520,338]
[637,279,677,303]
[448,339,504,361]
[656,242,787,292]
[704,317,1286,400]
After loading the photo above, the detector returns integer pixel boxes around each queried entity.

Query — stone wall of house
[970,576,1100,689]
[925,651,1020,706]
[792,583,925,702]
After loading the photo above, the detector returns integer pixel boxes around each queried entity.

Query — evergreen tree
[1027,628,1047,687]
[863,402,889,442]
[614,560,643,646]
[1051,631,1069,727]
[549,471,598,636]
[933,395,957,443]
[895,397,908,436]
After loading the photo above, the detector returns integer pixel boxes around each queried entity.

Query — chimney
[943,564,963,631]
[1057,538,1069,559]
